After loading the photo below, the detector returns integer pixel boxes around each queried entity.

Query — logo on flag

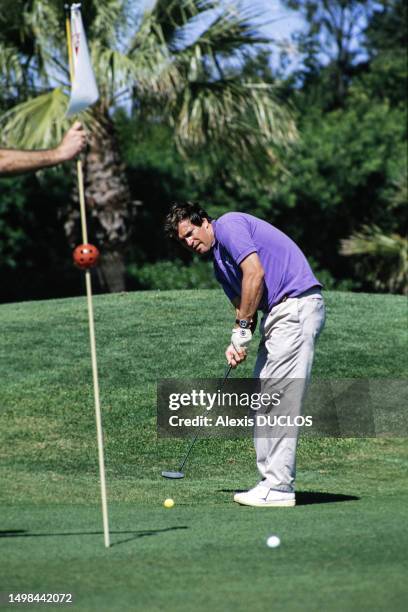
[66,3,99,117]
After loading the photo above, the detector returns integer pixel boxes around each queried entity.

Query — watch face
[239,319,250,329]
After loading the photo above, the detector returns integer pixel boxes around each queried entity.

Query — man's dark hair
[165,202,212,239]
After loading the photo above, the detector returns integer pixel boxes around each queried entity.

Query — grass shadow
[218,490,359,505]
[0,526,188,547]
[295,492,359,505]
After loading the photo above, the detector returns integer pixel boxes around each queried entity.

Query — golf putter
[161,364,233,479]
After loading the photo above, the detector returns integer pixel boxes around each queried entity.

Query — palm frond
[172,4,271,56]
[24,0,65,84]
[171,75,296,161]
[0,88,72,148]
[90,0,131,47]
[0,0,296,175]
[390,166,408,209]
[127,16,184,99]
[340,225,407,258]
[92,44,137,103]
[0,43,23,87]
[148,0,219,47]
[340,225,408,294]
[143,1,297,167]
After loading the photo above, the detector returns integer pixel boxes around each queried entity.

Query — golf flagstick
[65,5,110,549]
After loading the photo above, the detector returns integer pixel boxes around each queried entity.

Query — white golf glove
[231,327,252,351]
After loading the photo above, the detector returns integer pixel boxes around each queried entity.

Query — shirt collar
[211,219,217,249]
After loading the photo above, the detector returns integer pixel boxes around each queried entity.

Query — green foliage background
[0,0,406,301]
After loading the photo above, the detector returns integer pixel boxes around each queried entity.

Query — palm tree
[0,0,297,291]
[340,225,408,294]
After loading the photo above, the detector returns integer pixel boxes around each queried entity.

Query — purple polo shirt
[211,212,321,313]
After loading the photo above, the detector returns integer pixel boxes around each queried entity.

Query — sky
[142,0,374,74]
[156,0,308,73]
[240,0,307,71]
[143,0,306,50]
[221,1,372,72]
[152,0,307,38]
[243,0,306,40]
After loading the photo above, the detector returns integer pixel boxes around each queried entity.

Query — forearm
[227,254,263,366]
[237,271,264,320]
[0,148,62,176]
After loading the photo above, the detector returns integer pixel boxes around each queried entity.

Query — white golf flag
[66,3,99,117]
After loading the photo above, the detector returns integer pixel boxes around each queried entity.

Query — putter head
[161,470,185,479]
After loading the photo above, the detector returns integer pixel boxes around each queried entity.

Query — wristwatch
[235,318,252,329]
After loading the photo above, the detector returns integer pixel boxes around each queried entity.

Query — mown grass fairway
[1,289,407,611]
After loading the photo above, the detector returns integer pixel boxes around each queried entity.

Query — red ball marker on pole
[73,243,100,269]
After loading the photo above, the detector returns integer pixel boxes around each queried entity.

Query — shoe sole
[234,498,296,507]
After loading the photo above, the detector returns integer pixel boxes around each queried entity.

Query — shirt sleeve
[216,215,257,265]
[213,264,237,302]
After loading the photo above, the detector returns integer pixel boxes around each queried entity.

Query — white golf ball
[266,535,281,548]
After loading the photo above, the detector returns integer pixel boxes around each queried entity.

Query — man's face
[177,218,214,254]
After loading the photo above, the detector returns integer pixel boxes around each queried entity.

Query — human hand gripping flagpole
[65,3,110,549]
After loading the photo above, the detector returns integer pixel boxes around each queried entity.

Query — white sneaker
[234,484,295,507]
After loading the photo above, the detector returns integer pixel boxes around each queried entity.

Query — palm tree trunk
[97,251,126,293]
[64,110,138,293]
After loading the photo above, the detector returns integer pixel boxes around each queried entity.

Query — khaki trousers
[253,289,325,492]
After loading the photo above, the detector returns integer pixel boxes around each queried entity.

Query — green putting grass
[0,289,407,611]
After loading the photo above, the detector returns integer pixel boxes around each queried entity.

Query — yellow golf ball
[163,498,174,509]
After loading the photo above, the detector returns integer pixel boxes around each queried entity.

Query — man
[0,121,86,176]
[165,202,325,507]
